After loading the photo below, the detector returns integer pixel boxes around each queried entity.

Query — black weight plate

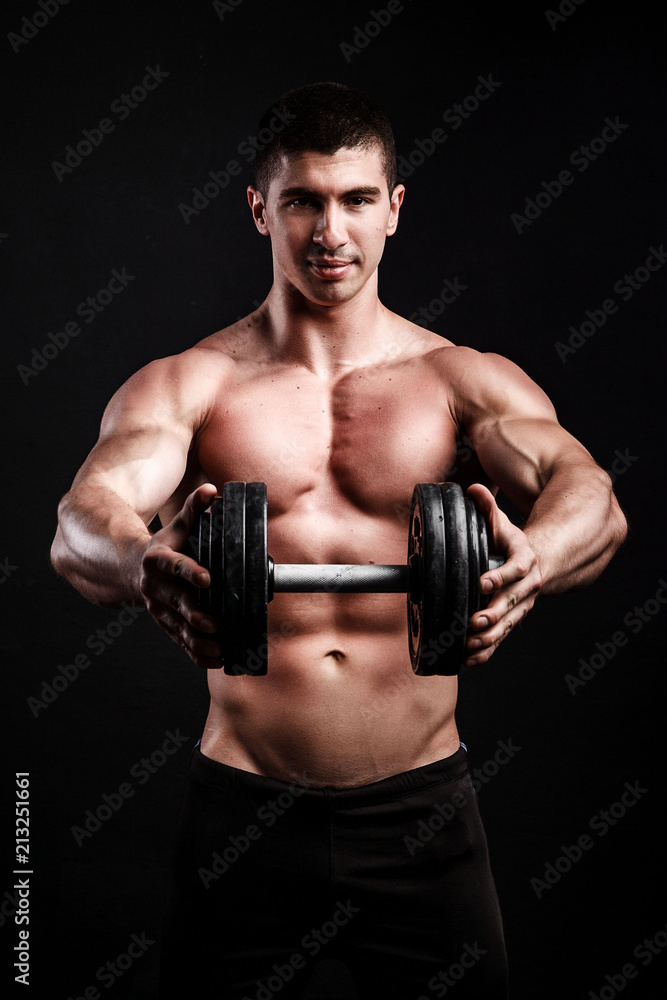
[222,482,246,675]
[244,482,269,675]
[465,497,481,618]
[477,503,490,610]
[198,500,224,622]
[197,508,212,617]
[209,498,224,642]
[440,483,469,671]
[407,484,448,675]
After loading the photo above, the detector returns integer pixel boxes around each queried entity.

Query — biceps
[472,418,594,512]
[72,427,190,522]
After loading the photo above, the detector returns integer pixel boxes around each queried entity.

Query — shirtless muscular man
[51,82,627,998]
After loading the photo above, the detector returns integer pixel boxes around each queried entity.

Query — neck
[259,274,391,377]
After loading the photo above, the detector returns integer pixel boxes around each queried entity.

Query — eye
[287,197,314,208]
[348,197,369,207]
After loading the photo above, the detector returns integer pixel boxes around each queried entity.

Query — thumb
[167,483,219,544]
[466,483,507,552]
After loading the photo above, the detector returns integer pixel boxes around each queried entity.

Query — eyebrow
[278,185,383,199]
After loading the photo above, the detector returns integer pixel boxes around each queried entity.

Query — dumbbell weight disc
[243,482,269,675]
[197,508,213,618]
[198,501,225,629]
[476,500,491,609]
[222,481,246,675]
[440,483,469,669]
[407,484,450,676]
[465,497,481,617]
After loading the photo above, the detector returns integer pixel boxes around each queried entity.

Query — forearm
[51,483,152,607]
[522,462,627,595]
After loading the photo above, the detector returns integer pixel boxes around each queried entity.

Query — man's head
[247,83,404,309]
[253,82,397,198]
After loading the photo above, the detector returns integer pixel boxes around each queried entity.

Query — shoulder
[101,318,259,433]
[383,314,557,417]
[424,346,558,421]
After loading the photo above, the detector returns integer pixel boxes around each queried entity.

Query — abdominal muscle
[194,344,464,787]
[200,590,461,789]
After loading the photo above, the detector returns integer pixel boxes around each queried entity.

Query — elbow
[601,470,628,558]
[50,527,70,580]
[610,498,629,554]
[50,533,63,577]
[50,495,72,579]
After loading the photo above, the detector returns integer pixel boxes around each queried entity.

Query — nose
[312,203,347,251]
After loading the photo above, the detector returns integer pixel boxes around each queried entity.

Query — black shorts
[158,744,508,999]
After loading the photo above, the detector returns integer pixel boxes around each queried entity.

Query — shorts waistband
[190,743,469,807]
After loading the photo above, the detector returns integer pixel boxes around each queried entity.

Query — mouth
[306,259,356,280]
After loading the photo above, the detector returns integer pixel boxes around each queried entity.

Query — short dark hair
[253,82,397,196]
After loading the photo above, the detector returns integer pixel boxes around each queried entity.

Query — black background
[2,0,666,997]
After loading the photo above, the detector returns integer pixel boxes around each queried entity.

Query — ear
[386,183,405,237]
[247,186,270,235]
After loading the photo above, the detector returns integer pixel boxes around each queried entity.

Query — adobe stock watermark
[16,266,136,385]
[416,610,473,672]
[397,74,501,181]
[544,0,586,31]
[404,739,521,857]
[178,106,296,224]
[241,901,361,1000]
[586,919,667,1000]
[564,576,666,695]
[339,1,411,63]
[417,940,489,1000]
[0,886,22,929]
[27,602,146,717]
[554,244,666,362]
[70,729,189,846]
[408,277,468,327]
[511,116,629,234]
[198,770,312,888]
[603,446,639,485]
[51,66,169,181]
[65,931,155,999]
[529,779,648,898]
[212,0,245,20]
[8,0,70,54]
[0,557,18,584]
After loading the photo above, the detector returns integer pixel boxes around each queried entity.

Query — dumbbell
[196,482,503,676]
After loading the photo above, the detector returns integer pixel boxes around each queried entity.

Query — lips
[307,259,355,280]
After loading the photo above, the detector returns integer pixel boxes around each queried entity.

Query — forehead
[269,146,388,198]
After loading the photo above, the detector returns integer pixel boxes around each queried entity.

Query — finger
[473,555,538,623]
[153,483,218,553]
[156,620,224,671]
[470,563,539,633]
[464,599,533,666]
[169,483,219,539]
[466,483,500,533]
[468,597,532,649]
[143,545,211,591]
[150,600,223,664]
[143,570,217,635]
[466,483,515,556]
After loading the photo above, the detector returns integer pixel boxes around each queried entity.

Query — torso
[160,310,492,788]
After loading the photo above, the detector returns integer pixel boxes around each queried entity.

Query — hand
[139,483,223,669]
[464,484,542,666]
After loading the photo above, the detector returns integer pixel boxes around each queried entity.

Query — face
[247,147,404,307]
